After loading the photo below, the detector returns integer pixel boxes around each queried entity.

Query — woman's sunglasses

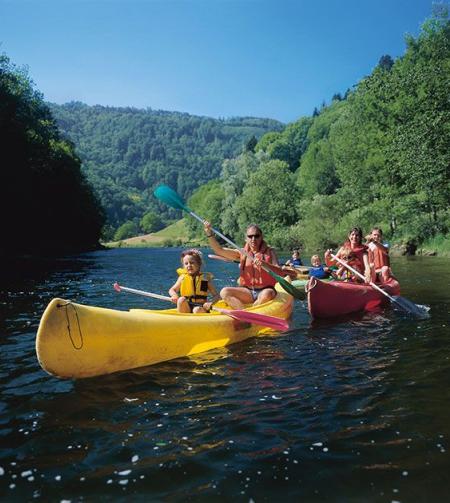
[247,234,261,239]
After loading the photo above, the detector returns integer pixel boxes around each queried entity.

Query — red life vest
[348,243,367,267]
[367,242,390,270]
[239,242,277,289]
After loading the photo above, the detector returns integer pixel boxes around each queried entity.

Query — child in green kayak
[308,255,332,279]
[169,249,220,313]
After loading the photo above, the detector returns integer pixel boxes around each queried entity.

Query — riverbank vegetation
[0,55,104,258]
[3,12,448,259]
[50,103,283,240]
[183,14,450,256]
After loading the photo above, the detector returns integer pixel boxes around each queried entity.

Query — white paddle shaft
[330,253,394,301]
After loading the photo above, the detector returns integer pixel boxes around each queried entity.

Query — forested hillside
[0,55,104,258]
[186,14,450,254]
[49,102,283,239]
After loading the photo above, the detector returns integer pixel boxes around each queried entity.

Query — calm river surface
[1,248,449,502]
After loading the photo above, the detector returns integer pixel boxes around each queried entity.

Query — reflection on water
[0,249,449,501]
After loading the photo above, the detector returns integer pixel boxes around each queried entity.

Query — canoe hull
[307,277,400,319]
[36,287,293,379]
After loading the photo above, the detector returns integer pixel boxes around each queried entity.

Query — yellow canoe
[36,285,293,379]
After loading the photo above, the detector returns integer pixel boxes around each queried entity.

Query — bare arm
[203,279,221,312]
[325,247,341,267]
[362,253,371,283]
[369,241,389,255]
[168,276,183,303]
[203,221,241,261]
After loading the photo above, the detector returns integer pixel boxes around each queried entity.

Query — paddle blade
[214,307,289,331]
[113,282,121,292]
[264,268,304,300]
[154,185,191,213]
[392,296,430,319]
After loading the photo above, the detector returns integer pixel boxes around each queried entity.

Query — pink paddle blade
[213,307,289,331]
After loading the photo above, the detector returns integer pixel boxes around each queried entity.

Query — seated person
[204,221,286,310]
[325,227,371,283]
[285,249,303,267]
[365,227,392,283]
[308,255,331,279]
[169,249,219,313]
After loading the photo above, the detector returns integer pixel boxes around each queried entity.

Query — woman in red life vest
[365,227,392,283]
[203,221,285,310]
[325,227,371,283]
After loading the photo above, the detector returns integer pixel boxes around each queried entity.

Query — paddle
[154,185,304,299]
[330,254,429,319]
[208,254,239,263]
[209,254,309,276]
[113,283,289,331]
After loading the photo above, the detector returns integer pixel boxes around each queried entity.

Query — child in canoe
[169,249,220,313]
[308,255,332,279]
[365,227,392,283]
[285,249,303,267]
[334,249,365,282]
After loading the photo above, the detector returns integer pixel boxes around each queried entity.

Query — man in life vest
[203,221,287,310]
[365,227,392,284]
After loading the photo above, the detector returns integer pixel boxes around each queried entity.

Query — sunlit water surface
[0,249,449,501]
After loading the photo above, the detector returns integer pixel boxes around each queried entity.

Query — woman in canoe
[325,227,371,283]
[203,221,285,310]
[169,249,220,313]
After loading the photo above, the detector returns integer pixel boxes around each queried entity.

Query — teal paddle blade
[154,185,191,212]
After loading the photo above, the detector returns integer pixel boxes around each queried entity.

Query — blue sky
[0,0,437,123]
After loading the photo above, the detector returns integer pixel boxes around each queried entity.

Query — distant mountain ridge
[49,102,283,234]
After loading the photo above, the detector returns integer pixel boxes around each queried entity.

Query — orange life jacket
[239,242,277,289]
[349,244,367,266]
[367,242,390,270]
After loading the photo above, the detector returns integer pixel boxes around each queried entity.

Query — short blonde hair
[311,254,321,263]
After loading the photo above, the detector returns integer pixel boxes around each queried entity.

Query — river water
[0,248,449,502]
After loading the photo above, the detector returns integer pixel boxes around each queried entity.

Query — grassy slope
[105,219,192,247]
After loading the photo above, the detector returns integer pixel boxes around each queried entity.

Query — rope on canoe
[304,277,317,294]
[57,301,84,350]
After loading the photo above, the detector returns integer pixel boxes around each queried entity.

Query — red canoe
[306,277,401,319]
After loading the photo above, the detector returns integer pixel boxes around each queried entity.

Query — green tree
[256,117,313,171]
[0,53,104,257]
[233,160,300,240]
[219,151,264,237]
[49,102,283,233]
[297,100,345,197]
[114,221,139,241]
[186,180,225,238]
[245,135,258,152]
[140,211,164,233]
